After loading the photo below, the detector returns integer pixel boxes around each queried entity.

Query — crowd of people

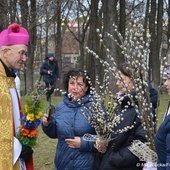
[0,22,170,170]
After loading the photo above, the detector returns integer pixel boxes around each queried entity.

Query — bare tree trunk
[119,0,125,39]
[10,0,17,22]
[168,0,170,44]
[95,3,105,90]
[45,6,49,57]
[55,0,62,94]
[78,20,89,70]
[79,44,85,69]
[86,0,99,86]
[102,0,118,92]
[117,0,125,64]
[77,0,84,69]
[0,0,8,31]
[143,0,149,43]
[23,0,36,94]
[149,0,163,90]
[20,0,29,94]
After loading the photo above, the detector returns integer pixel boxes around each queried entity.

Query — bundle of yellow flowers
[17,90,43,147]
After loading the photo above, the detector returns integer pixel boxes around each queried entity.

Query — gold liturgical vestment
[0,62,21,170]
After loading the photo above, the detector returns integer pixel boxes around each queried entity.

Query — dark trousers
[45,82,54,97]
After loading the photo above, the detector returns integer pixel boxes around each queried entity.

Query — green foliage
[24,94,42,113]
[157,93,169,127]
[17,131,37,147]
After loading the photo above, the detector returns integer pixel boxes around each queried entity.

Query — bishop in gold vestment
[0,23,34,170]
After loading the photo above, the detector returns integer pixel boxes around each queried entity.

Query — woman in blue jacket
[155,64,170,170]
[42,69,99,170]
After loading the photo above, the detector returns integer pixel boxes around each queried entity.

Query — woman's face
[164,77,170,95]
[68,76,88,100]
[49,56,54,61]
[116,73,134,95]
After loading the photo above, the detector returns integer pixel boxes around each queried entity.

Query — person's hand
[48,70,51,74]
[65,137,81,148]
[20,145,33,161]
[94,138,108,153]
[42,113,51,126]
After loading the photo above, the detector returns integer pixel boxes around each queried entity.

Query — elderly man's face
[1,44,28,70]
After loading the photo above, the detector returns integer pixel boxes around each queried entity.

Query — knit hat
[0,23,29,46]
[48,53,54,58]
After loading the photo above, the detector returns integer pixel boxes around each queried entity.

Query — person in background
[41,69,100,170]
[97,63,158,170]
[13,69,21,98]
[40,53,60,101]
[155,64,170,170]
[0,23,33,170]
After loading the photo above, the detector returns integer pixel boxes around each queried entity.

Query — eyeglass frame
[8,48,28,59]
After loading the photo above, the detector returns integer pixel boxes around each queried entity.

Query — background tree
[86,0,99,86]
[149,0,163,90]
[0,0,8,31]
[100,0,118,92]
[25,0,37,94]
[61,0,91,70]
[55,0,62,80]
[74,0,90,69]
[0,0,168,94]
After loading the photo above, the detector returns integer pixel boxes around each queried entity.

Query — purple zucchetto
[0,23,29,46]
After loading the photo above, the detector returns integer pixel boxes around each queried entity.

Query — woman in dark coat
[41,69,99,170]
[98,63,158,170]
[40,53,60,101]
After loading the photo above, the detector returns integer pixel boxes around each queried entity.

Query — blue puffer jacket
[155,104,170,170]
[42,94,99,170]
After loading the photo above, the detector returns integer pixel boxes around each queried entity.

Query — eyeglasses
[8,48,28,59]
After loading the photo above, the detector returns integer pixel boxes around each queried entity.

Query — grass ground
[157,93,169,126]
[20,93,169,170]
[33,126,56,170]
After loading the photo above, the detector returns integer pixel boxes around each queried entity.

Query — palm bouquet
[17,80,43,147]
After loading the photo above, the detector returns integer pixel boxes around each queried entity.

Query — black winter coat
[40,59,60,84]
[99,92,147,170]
